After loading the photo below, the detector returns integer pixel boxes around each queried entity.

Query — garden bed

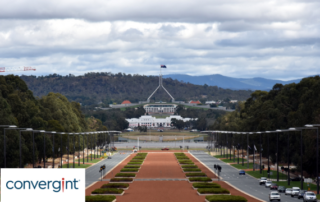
[181,165,198,168]
[101,183,129,190]
[205,195,248,202]
[197,188,230,195]
[127,162,143,165]
[115,173,136,177]
[192,183,221,189]
[183,168,202,172]
[110,178,133,183]
[185,173,207,177]
[85,195,116,202]
[91,188,124,196]
[124,165,140,169]
[120,168,139,172]
[188,177,212,183]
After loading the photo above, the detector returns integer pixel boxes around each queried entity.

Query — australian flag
[161,65,167,68]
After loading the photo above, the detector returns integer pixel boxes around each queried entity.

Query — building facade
[126,115,197,128]
[143,104,177,115]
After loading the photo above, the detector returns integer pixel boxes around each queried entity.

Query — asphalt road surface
[85,151,131,187]
[190,151,307,202]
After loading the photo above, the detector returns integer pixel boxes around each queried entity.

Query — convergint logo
[6,178,80,193]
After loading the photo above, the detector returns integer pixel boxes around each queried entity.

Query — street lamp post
[32,130,45,168]
[77,133,80,166]
[51,131,57,169]
[266,131,272,179]
[276,129,292,185]
[257,132,262,174]
[19,128,33,168]
[57,132,65,168]
[67,133,72,168]
[1,125,17,168]
[43,131,56,168]
[247,132,249,169]
[242,132,245,166]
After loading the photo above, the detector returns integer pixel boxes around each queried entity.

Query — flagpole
[253,143,255,171]
[247,132,249,169]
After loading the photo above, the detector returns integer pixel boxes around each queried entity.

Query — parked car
[277,186,286,193]
[291,187,300,197]
[161,148,169,151]
[239,170,245,175]
[265,181,272,188]
[297,190,307,199]
[259,177,267,185]
[270,183,278,190]
[269,191,281,201]
[285,188,292,195]
[303,191,317,202]
[291,177,303,181]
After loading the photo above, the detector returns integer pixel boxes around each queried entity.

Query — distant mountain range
[163,74,304,90]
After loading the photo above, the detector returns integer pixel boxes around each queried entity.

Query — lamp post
[77,133,80,166]
[81,133,85,165]
[51,131,57,168]
[256,132,262,174]
[43,131,56,168]
[266,131,272,179]
[57,132,65,168]
[19,128,33,168]
[32,130,45,168]
[247,132,249,169]
[67,133,72,168]
[276,129,292,185]
[2,125,18,168]
[242,132,245,166]
[305,124,320,194]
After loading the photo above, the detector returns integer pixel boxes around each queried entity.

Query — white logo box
[1,169,85,202]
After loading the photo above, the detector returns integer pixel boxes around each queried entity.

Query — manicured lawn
[214,155,235,158]
[230,163,255,169]
[221,158,246,163]
[77,158,103,163]
[272,181,317,191]
[246,170,287,179]
[62,163,91,168]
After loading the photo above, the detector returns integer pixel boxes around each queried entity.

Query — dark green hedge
[136,153,147,156]
[181,165,198,168]
[85,195,116,202]
[189,177,212,182]
[120,169,139,172]
[124,165,140,168]
[101,183,129,188]
[174,153,186,156]
[110,178,133,182]
[192,183,221,188]
[92,188,123,194]
[183,168,201,172]
[130,159,143,162]
[185,173,206,177]
[115,173,136,177]
[127,162,142,165]
[205,195,247,202]
[198,188,230,194]
[176,156,189,159]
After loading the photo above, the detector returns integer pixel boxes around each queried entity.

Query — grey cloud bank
[0,0,319,80]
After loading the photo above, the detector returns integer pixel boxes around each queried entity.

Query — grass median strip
[62,163,91,168]
[221,158,246,163]
[205,195,248,202]
[246,170,287,179]
[85,195,116,202]
[230,163,255,169]
[271,181,317,190]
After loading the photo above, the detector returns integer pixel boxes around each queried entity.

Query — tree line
[210,76,320,177]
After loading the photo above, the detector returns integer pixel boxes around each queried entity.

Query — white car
[303,191,317,202]
[260,177,267,185]
[265,181,272,188]
[291,187,300,197]
[269,191,281,201]
[285,188,292,195]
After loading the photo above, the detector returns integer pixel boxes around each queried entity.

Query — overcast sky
[0,0,319,80]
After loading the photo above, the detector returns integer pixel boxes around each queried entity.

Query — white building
[230,100,238,103]
[126,115,197,128]
[144,104,177,114]
[205,101,216,104]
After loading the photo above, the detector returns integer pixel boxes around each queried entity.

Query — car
[277,186,286,193]
[161,148,169,150]
[285,188,292,195]
[303,191,317,202]
[239,170,245,175]
[270,183,278,190]
[260,177,267,185]
[297,190,307,199]
[265,181,272,188]
[291,187,300,197]
[291,177,303,181]
[269,191,281,201]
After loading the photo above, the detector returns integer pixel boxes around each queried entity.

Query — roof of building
[122,100,131,104]
[190,100,201,104]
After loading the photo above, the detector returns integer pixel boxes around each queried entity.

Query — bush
[132,157,145,160]
[176,156,189,159]
[189,177,212,182]
[193,183,221,188]
[179,160,194,164]
[85,195,116,202]
[92,188,124,194]
[120,169,139,172]
[115,173,136,177]
[130,159,143,162]
[174,153,186,156]
[186,173,206,177]
[101,183,129,189]
[205,195,247,202]
[136,153,147,156]
[184,168,201,172]
[110,178,133,182]
[127,162,142,165]
[198,188,230,194]
[182,165,198,168]
[124,165,140,168]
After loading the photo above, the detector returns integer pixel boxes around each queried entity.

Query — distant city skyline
[0,0,319,80]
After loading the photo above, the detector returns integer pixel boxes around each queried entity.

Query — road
[189,151,306,202]
[85,151,131,187]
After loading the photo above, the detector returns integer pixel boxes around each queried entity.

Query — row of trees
[0,75,107,168]
[210,76,320,177]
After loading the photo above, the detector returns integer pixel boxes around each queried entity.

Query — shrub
[179,160,194,164]
[189,177,212,182]
[110,178,133,182]
[176,156,189,159]
[198,188,230,194]
[92,188,123,194]
[85,195,116,202]
[184,168,201,172]
[192,183,221,188]
[182,165,198,168]
[132,157,145,160]
[120,169,139,172]
[136,153,147,156]
[124,165,140,168]
[101,183,129,188]
[130,159,143,162]
[186,173,206,177]
[127,162,142,165]
[115,173,136,177]
[205,195,247,202]
[174,153,186,156]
